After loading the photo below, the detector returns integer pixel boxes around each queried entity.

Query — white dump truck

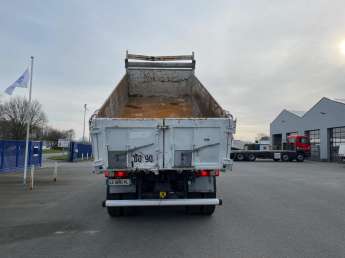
[90,52,236,216]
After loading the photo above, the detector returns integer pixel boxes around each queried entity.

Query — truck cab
[287,135,311,155]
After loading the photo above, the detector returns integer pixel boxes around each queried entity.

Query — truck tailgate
[164,118,231,169]
[92,118,232,171]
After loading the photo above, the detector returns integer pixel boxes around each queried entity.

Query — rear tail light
[114,171,128,178]
[199,170,210,177]
[195,169,220,177]
[104,170,128,178]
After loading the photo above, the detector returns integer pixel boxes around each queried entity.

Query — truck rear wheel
[247,153,256,161]
[296,153,305,162]
[281,153,290,162]
[186,205,215,215]
[107,207,123,217]
[202,205,215,215]
[106,193,136,217]
[236,153,245,161]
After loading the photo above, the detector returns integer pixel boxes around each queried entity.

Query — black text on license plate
[108,179,131,186]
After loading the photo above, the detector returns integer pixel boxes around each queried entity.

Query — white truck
[90,52,235,216]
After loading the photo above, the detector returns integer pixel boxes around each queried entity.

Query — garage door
[305,130,320,160]
[330,127,345,161]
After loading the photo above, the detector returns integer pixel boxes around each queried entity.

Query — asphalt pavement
[1,160,345,258]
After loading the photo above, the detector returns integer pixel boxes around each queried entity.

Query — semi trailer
[90,52,236,216]
[231,135,310,162]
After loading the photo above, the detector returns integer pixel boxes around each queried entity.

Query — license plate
[108,179,131,186]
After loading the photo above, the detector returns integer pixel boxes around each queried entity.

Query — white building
[270,97,345,161]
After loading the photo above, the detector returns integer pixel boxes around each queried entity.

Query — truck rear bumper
[103,198,222,207]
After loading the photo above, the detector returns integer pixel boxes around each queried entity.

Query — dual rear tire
[107,206,136,217]
[107,193,136,217]
[235,153,256,161]
[107,207,123,217]
[236,153,245,161]
[281,153,304,162]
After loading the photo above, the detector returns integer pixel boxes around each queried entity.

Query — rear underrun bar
[103,198,222,207]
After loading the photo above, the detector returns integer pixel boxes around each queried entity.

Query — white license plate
[108,179,131,186]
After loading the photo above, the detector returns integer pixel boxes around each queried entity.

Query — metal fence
[0,140,42,173]
[68,142,92,162]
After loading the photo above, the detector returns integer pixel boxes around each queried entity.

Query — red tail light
[104,170,109,177]
[200,170,210,177]
[115,171,128,178]
[196,169,220,177]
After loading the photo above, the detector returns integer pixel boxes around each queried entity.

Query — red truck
[231,135,311,162]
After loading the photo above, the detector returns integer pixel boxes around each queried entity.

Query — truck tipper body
[90,52,235,216]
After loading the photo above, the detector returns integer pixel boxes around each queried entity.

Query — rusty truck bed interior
[119,96,192,118]
[97,53,225,119]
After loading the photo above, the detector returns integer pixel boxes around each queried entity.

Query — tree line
[0,96,75,147]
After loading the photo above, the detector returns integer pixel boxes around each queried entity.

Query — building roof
[271,97,345,129]
[333,98,345,104]
[275,97,345,120]
[287,110,306,117]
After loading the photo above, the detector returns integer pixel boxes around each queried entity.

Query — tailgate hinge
[157,125,169,130]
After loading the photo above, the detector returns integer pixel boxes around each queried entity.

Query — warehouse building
[270,97,345,161]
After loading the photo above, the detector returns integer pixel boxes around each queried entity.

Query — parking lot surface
[1,160,345,258]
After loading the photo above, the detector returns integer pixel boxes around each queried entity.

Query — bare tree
[63,129,75,140]
[0,96,47,139]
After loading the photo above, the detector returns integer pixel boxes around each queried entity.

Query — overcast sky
[1,0,345,141]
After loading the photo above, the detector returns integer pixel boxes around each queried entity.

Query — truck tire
[281,153,290,162]
[236,153,245,161]
[202,205,215,215]
[186,205,215,215]
[296,153,305,162]
[247,153,256,161]
[106,193,135,217]
[107,207,123,217]
[185,205,202,214]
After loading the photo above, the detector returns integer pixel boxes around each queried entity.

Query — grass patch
[43,148,65,154]
[48,155,69,161]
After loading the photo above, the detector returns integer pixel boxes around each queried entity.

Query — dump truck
[90,52,236,216]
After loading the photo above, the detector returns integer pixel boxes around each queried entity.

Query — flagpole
[23,56,34,185]
[82,104,87,142]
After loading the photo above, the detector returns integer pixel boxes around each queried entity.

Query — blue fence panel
[69,142,92,162]
[3,142,17,170]
[0,140,42,173]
